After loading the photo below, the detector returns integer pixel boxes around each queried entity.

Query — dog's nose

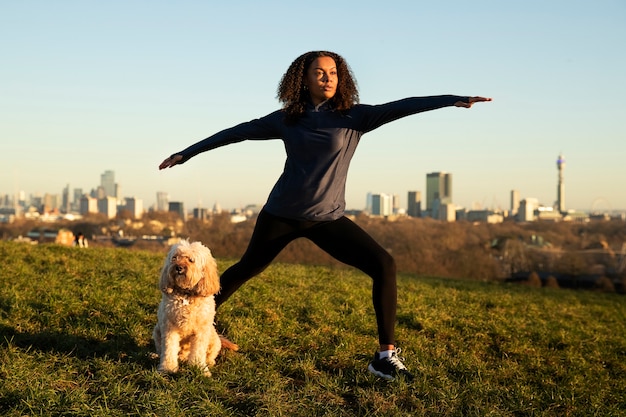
[175,265,185,274]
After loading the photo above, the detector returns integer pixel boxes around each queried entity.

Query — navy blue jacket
[174,95,468,221]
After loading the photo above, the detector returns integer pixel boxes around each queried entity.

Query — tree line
[3,212,625,290]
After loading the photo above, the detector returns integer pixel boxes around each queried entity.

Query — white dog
[153,240,231,376]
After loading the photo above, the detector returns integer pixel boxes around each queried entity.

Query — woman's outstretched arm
[454,96,492,108]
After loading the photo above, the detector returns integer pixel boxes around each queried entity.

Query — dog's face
[160,240,220,296]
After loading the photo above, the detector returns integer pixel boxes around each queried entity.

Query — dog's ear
[159,246,176,293]
[194,246,220,296]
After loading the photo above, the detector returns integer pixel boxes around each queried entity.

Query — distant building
[124,197,143,219]
[510,189,520,217]
[193,207,209,221]
[98,196,117,218]
[537,210,562,222]
[438,203,456,222]
[365,192,373,213]
[101,170,116,198]
[42,193,61,213]
[230,213,247,223]
[467,210,504,223]
[156,192,169,211]
[72,188,83,212]
[557,153,566,213]
[407,191,422,217]
[518,198,539,222]
[426,172,452,216]
[31,194,43,210]
[243,204,262,217]
[371,193,392,216]
[391,194,400,214]
[62,184,70,213]
[79,195,98,215]
[169,201,186,220]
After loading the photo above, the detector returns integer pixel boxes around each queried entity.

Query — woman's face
[305,56,338,105]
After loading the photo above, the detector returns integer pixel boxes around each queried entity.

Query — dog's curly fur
[152,240,223,376]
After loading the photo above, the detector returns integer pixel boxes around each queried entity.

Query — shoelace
[388,349,408,370]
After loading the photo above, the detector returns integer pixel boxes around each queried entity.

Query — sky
[2,1,625,213]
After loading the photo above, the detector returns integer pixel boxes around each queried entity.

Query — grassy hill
[0,241,624,416]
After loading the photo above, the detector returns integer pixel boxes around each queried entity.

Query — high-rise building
[156,192,169,211]
[193,207,209,221]
[510,189,520,216]
[392,194,400,214]
[169,201,186,220]
[42,193,60,212]
[73,188,83,212]
[100,170,116,197]
[62,184,70,213]
[79,195,98,215]
[98,196,117,218]
[557,153,565,213]
[407,191,422,217]
[365,192,373,213]
[371,193,392,216]
[426,172,452,216]
[124,197,143,219]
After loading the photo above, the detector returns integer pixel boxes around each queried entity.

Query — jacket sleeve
[356,95,469,133]
[173,110,283,164]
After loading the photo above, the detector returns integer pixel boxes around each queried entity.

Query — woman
[159,50,491,381]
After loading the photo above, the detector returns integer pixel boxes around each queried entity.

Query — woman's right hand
[159,154,183,170]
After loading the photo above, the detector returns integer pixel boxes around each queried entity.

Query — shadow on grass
[0,324,151,364]
[397,313,424,331]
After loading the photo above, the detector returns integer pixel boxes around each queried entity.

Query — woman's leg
[215,210,302,308]
[305,217,397,346]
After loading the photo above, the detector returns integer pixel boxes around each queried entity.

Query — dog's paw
[157,363,179,374]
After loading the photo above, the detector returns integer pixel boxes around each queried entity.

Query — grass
[0,241,625,416]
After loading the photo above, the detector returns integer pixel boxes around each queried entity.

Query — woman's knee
[364,249,396,281]
[379,251,396,277]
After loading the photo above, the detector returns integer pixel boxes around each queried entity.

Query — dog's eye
[189,258,195,263]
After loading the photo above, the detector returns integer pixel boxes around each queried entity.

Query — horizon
[2,1,625,213]
[3,165,624,215]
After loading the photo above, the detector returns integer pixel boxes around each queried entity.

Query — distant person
[159,50,491,381]
[74,232,88,248]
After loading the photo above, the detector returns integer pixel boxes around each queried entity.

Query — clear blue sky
[2,1,625,212]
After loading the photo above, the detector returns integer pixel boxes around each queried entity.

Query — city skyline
[3,159,622,217]
[2,2,625,213]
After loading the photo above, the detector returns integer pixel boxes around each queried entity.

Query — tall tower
[100,170,116,198]
[156,191,169,211]
[556,154,565,213]
[407,191,422,217]
[510,189,520,216]
[426,172,452,215]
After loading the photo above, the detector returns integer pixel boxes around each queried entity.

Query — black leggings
[215,210,397,345]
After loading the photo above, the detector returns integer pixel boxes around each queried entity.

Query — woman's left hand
[159,154,183,170]
[455,96,492,108]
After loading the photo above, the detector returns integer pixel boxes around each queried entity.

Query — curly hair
[277,51,359,123]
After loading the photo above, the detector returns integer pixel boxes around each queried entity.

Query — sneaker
[367,348,414,381]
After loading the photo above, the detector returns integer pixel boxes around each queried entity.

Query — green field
[0,241,624,416]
